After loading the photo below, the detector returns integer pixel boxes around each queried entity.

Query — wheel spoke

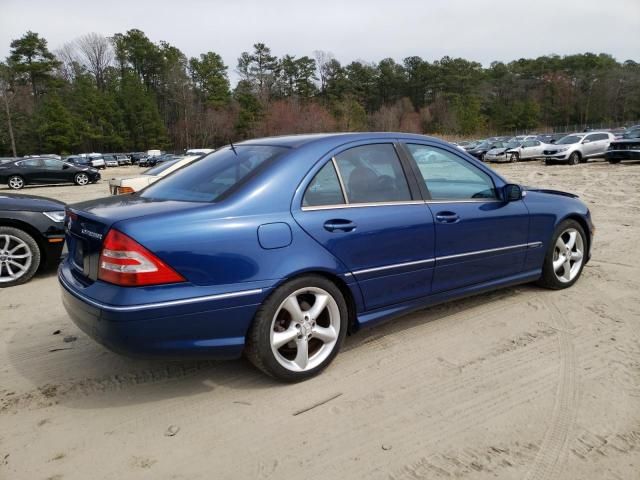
[293,338,309,369]
[2,235,9,251]
[311,325,337,343]
[562,259,572,281]
[306,294,329,321]
[555,237,566,250]
[282,295,304,321]
[7,260,27,272]
[5,262,15,277]
[566,231,577,249]
[272,328,298,349]
[553,255,566,271]
[9,253,29,259]
[571,249,583,261]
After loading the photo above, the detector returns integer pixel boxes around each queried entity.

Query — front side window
[303,161,345,207]
[406,144,497,200]
[333,144,411,203]
[140,145,287,202]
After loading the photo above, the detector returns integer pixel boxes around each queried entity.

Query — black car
[0,157,101,190]
[0,193,65,286]
[64,155,93,167]
[467,140,507,161]
[606,128,640,163]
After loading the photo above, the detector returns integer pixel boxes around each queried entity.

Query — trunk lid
[65,195,205,283]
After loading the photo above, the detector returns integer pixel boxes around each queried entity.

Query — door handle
[435,211,460,224]
[324,219,357,232]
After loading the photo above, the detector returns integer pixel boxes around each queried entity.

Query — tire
[536,219,587,290]
[74,172,90,186]
[245,275,348,382]
[8,175,24,190]
[544,159,552,166]
[608,159,621,164]
[568,152,580,165]
[0,226,41,287]
[480,153,486,162]
[509,152,519,163]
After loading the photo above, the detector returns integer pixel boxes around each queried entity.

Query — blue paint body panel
[59,133,593,360]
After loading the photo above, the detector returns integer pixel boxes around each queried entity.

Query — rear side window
[333,144,411,203]
[140,146,287,202]
[406,144,497,200]
[303,162,345,207]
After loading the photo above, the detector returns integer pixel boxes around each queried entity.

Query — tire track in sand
[524,296,579,480]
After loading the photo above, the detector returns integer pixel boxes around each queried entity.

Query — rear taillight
[98,229,185,286]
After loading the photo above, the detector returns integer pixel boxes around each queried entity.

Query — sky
[1,0,639,82]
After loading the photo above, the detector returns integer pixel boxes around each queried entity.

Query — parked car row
[458,129,631,166]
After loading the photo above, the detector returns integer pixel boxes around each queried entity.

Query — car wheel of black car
[537,219,586,290]
[568,152,580,165]
[0,226,41,287]
[608,159,621,164]
[509,152,519,163]
[74,173,90,186]
[8,175,25,190]
[246,275,348,382]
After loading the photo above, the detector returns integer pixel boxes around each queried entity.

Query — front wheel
[509,152,519,163]
[608,159,621,164]
[537,220,587,290]
[74,172,90,186]
[8,175,24,190]
[568,152,580,165]
[246,275,348,382]
[0,227,41,287]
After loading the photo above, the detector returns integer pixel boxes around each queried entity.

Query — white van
[147,149,162,157]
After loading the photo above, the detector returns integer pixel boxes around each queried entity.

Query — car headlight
[43,211,65,223]
[557,146,570,152]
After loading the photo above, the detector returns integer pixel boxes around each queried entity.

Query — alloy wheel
[552,228,584,283]
[75,173,89,185]
[270,287,340,372]
[8,176,24,189]
[0,234,33,283]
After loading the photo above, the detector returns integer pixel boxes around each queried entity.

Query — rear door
[292,142,435,310]
[401,142,530,293]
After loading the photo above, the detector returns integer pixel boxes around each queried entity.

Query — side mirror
[503,184,523,202]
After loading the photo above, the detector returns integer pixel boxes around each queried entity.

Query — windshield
[556,135,584,145]
[144,159,180,175]
[140,145,287,202]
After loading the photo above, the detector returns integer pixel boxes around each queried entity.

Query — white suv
[542,132,614,165]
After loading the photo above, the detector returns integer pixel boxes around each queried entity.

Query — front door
[402,142,530,293]
[293,142,435,310]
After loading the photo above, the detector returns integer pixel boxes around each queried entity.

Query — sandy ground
[1,160,639,480]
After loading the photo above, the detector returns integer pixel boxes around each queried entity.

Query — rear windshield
[556,135,584,145]
[140,145,287,202]
[144,159,180,175]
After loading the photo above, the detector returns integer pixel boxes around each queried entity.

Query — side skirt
[355,269,542,330]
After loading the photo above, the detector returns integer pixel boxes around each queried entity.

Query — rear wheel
[568,152,580,165]
[537,220,586,290]
[8,175,24,190]
[74,172,89,186]
[246,275,348,382]
[0,227,40,287]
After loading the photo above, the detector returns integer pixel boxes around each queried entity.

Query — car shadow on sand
[5,283,537,411]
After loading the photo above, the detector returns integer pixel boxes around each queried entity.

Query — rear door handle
[435,211,460,224]
[324,219,357,232]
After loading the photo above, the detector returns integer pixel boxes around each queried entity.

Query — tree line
[1,29,639,156]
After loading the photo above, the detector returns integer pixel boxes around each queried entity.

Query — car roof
[236,132,443,149]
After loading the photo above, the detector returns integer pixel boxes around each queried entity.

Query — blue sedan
[59,133,593,381]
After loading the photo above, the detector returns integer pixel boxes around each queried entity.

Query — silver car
[506,139,550,162]
[543,132,614,165]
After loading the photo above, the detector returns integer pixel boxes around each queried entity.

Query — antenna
[229,140,238,156]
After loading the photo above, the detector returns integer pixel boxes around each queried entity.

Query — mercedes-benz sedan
[59,133,594,381]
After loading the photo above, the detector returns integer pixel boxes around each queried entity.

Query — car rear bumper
[58,262,270,359]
